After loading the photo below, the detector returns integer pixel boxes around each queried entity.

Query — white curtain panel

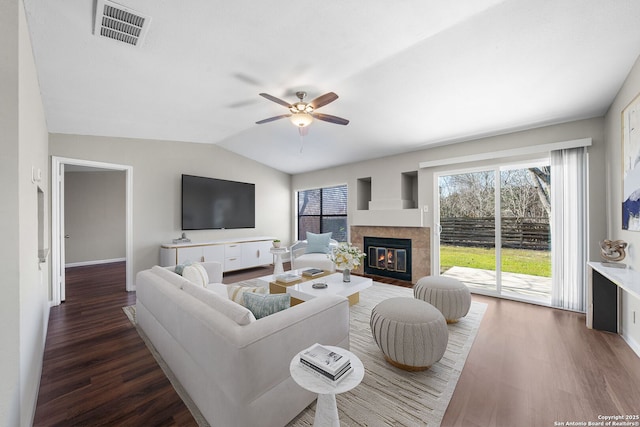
[551,147,588,311]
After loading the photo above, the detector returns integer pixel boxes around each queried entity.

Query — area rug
[124,281,486,427]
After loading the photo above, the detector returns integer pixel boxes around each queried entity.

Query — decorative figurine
[599,239,628,267]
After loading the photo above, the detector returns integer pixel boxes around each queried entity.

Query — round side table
[289,346,364,427]
[270,247,288,275]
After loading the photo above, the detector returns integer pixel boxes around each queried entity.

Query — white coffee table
[285,273,372,306]
[255,269,311,289]
[290,346,364,427]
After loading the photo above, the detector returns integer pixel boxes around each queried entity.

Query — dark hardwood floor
[34,262,197,427]
[34,262,640,426]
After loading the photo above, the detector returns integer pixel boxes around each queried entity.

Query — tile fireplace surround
[350,226,431,283]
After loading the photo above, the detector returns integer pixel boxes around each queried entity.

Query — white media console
[160,236,275,272]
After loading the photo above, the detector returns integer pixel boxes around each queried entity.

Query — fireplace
[351,226,430,282]
[364,237,412,282]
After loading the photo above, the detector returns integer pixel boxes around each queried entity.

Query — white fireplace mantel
[351,209,423,227]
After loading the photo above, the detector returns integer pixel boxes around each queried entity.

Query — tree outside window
[297,185,347,242]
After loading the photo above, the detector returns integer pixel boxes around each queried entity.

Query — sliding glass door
[499,165,551,304]
[436,161,552,304]
[438,170,497,293]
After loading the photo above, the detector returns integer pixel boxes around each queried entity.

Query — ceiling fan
[255,91,349,132]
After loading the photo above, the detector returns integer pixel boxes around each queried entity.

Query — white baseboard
[65,258,126,268]
[622,332,640,359]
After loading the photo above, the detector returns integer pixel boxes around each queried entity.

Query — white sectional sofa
[135,263,350,427]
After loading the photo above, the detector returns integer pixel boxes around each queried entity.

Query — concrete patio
[442,266,552,305]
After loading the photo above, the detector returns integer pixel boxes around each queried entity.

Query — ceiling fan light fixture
[289,102,312,113]
[257,90,348,129]
[290,112,313,127]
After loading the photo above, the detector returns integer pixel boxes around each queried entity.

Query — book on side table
[299,343,353,384]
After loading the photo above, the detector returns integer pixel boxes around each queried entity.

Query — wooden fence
[440,217,550,250]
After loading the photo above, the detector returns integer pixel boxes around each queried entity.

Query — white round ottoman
[414,276,471,323]
[370,297,448,371]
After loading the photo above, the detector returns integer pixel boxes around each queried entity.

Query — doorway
[51,156,133,306]
[435,160,552,305]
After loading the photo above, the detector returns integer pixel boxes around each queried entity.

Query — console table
[587,262,640,333]
[160,236,275,272]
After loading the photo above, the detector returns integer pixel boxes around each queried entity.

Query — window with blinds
[297,185,348,242]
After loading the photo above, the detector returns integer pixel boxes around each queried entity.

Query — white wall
[604,54,640,352]
[18,0,50,417]
[64,170,126,264]
[0,1,21,424]
[0,1,50,425]
[49,134,292,277]
[293,118,606,264]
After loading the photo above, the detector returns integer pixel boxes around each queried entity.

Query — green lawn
[440,245,551,277]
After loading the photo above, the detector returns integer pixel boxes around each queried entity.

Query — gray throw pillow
[242,292,290,319]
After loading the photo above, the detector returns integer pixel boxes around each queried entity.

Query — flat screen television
[181,174,255,230]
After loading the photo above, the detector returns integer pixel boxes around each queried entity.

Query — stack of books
[299,343,352,384]
[302,268,324,277]
[275,273,301,283]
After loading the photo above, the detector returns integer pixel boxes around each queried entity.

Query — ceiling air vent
[94,0,151,47]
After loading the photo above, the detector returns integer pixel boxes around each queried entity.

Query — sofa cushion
[206,282,231,298]
[182,263,209,287]
[181,281,256,325]
[305,232,332,254]
[242,292,290,319]
[227,285,267,305]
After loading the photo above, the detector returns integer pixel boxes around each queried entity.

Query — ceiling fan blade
[311,112,349,125]
[259,93,292,108]
[227,99,258,108]
[233,72,262,86]
[256,114,291,124]
[309,92,338,109]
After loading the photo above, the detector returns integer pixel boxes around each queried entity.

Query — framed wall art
[622,92,640,230]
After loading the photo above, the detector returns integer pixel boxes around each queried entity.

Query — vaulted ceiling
[24,0,640,174]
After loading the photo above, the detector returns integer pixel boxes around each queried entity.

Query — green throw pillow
[242,292,290,319]
[305,232,332,254]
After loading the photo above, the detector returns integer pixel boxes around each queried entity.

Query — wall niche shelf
[357,177,372,211]
[401,171,418,209]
